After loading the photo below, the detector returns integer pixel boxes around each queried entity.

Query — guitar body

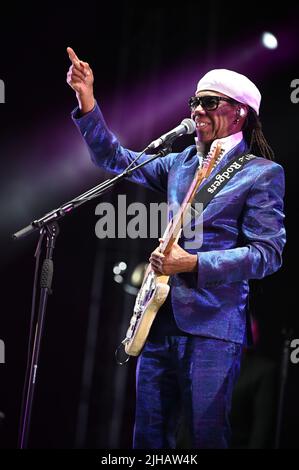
[124,266,170,356]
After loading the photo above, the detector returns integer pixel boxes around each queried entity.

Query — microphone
[147,118,196,150]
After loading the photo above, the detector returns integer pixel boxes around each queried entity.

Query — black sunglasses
[188,95,237,111]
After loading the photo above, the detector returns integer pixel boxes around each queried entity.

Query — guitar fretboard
[160,142,223,255]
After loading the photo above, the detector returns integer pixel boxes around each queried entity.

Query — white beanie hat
[196,69,261,115]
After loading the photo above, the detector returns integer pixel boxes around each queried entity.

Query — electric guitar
[122,142,223,356]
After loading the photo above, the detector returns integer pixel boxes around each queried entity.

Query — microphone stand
[14,143,172,448]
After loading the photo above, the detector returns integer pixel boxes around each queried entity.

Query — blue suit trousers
[133,336,242,449]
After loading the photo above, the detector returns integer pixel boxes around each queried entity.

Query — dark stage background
[0,2,298,449]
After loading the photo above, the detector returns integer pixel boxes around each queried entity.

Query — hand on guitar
[149,239,197,275]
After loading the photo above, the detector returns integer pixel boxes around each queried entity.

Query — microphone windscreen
[181,118,196,134]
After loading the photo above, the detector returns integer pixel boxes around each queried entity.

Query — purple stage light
[1,22,298,243]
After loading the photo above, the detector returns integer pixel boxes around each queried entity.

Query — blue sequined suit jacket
[72,103,286,344]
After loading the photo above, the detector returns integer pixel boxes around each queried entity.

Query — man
[67,47,286,449]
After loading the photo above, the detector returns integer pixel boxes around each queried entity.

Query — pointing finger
[67,46,79,63]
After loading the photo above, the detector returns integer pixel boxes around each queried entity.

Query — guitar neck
[160,142,222,254]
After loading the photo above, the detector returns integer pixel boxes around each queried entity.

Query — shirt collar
[195,131,244,166]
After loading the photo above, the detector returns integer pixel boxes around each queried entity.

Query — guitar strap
[191,152,257,212]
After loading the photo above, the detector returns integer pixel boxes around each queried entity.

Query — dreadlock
[243,108,275,160]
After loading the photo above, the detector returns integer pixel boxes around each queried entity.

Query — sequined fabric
[134,335,242,448]
[72,102,286,345]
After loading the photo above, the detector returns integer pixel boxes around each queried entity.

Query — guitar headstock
[202,142,223,178]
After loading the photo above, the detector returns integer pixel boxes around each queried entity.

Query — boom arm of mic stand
[12,145,172,240]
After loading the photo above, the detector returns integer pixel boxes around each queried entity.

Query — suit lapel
[196,139,248,196]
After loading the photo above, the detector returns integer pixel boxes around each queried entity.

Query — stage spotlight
[121,261,149,296]
[113,261,128,284]
[114,274,124,284]
[113,266,121,275]
[130,262,148,287]
[113,261,127,276]
[262,32,278,49]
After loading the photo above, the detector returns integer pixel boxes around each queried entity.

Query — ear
[234,106,248,125]
[237,106,248,118]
